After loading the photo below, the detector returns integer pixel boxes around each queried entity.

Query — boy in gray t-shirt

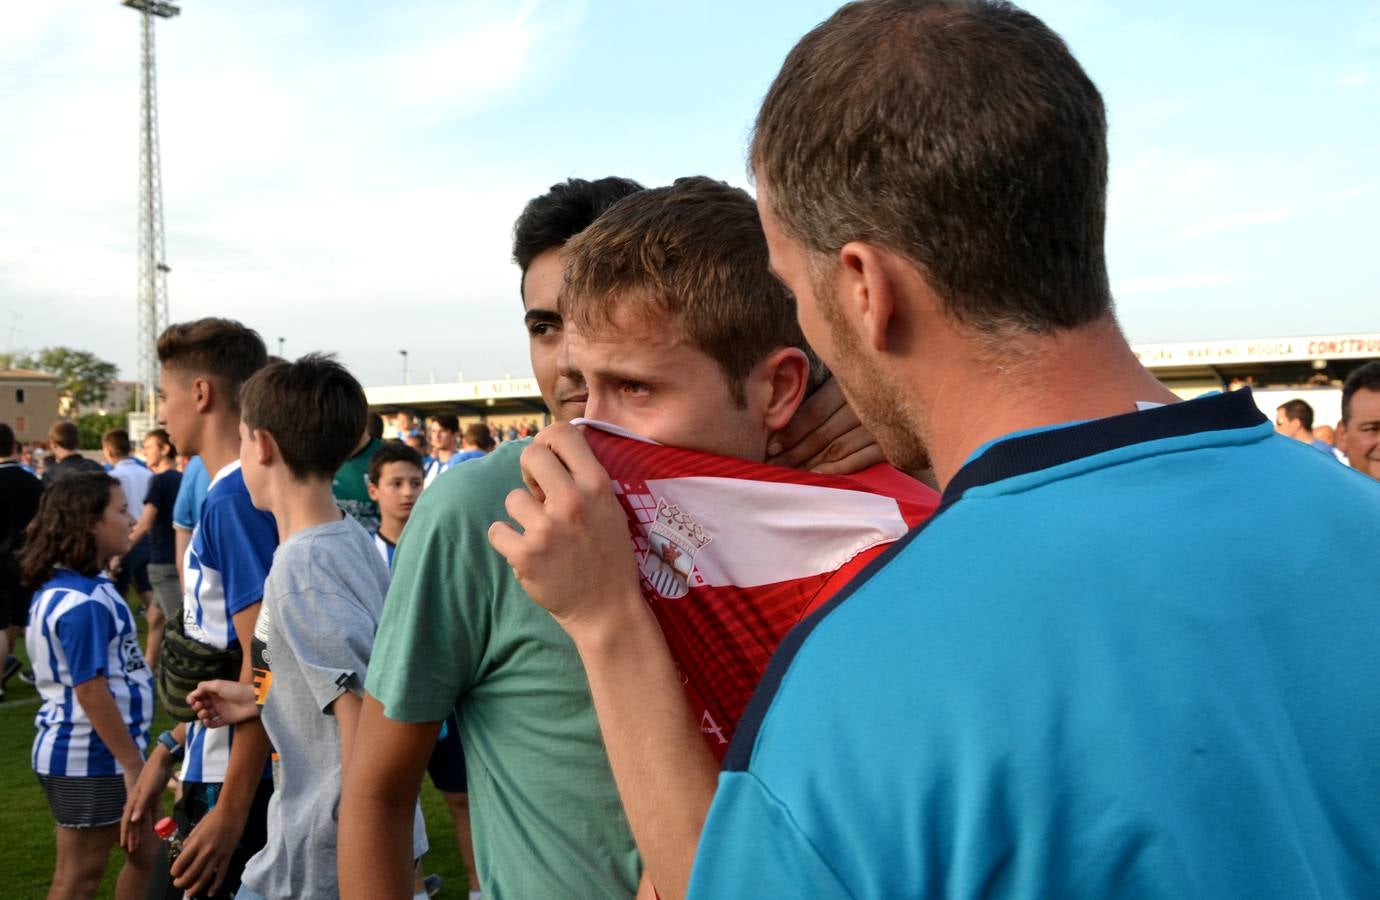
[188,356,426,899]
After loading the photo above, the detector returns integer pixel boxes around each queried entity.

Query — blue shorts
[427,708,467,794]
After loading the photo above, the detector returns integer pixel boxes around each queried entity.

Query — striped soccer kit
[28,570,153,776]
[179,461,278,783]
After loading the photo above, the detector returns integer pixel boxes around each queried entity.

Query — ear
[836,242,901,353]
[755,347,811,433]
[366,481,380,502]
[251,428,277,467]
[192,376,215,414]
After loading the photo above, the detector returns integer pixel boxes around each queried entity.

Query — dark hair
[367,440,425,486]
[0,422,14,457]
[144,428,176,457]
[752,0,1111,336]
[561,176,822,406]
[1342,362,1380,423]
[512,177,647,281]
[1277,399,1315,430]
[19,472,118,588]
[157,318,269,412]
[239,353,368,480]
[463,422,495,452]
[48,420,81,451]
[430,414,459,434]
[102,428,132,458]
[367,412,384,441]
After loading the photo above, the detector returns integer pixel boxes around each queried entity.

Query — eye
[620,380,651,397]
[527,321,560,338]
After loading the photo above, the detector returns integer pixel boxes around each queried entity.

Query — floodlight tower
[124,0,179,419]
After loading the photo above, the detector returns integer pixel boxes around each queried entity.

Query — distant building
[75,379,142,417]
[0,369,62,443]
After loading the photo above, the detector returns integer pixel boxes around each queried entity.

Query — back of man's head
[102,429,132,459]
[0,422,15,458]
[1278,399,1315,431]
[48,420,81,452]
[240,353,368,481]
[561,176,821,406]
[1342,362,1380,423]
[513,176,647,281]
[157,318,269,412]
[752,0,1111,336]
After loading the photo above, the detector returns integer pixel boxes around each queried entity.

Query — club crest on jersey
[640,499,711,600]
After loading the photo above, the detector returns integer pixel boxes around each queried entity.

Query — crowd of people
[3,1,1380,899]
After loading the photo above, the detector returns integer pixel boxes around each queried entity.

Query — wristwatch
[156,730,185,762]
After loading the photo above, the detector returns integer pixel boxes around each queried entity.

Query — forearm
[338,696,435,900]
[572,592,719,900]
[216,717,270,813]
[75,678,144,772]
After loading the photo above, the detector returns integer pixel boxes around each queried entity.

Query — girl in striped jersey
[21,472,158,899]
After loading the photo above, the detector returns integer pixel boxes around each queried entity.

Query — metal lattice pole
[125,0,179,417]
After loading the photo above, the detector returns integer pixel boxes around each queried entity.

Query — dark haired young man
[1338,361,1380,480]
[1274,398,1335,455]
[120,318,276,900]
[422,414,462,488]
[544,2,1379,896]
[342,176,888,899]
[0,421,43,699]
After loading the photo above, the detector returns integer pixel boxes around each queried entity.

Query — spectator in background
[456,423,494,463]
[1314,424,1337,446]
[1337,361,1380,480]
[128,429,183,671]
[334,417,386,532]
[423,414,464,488]
[1275,399,1335,455]
[18,441,36,475]
[103,430,155,613]
[42,420,104,486]
[1,421,43,700]
[403,432,427,459]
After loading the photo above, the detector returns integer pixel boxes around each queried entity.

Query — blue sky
[2,0,1376,387]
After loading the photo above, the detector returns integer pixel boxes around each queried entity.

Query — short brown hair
[102,428,131,458]
[157,318,268,411]
[367,440,424,486]
[752,0,1112,335]
[463,422,495,452]
[48,420,81,451]
[239,353,367,480]
[560,176,819,405]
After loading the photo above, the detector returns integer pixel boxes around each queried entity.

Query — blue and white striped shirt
[28,570,153,777]
[371,530,396,569]
[180,461,277,783]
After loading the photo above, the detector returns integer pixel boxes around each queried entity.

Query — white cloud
[1115,273,1237,296]
[1172,208,1293,241]
[1338,72,1375,87]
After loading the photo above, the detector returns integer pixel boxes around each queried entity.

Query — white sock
[412,892,428,900]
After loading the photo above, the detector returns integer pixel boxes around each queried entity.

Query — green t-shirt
[333,437,382,532]
[366,439,641,899]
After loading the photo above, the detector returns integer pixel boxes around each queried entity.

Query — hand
[189,679,259,728]
[121,749,170,853]
[766,376,887,475]
[488,423,646,638]
[171,802,247,896]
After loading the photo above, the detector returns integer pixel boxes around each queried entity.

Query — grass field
[0,606,471,899]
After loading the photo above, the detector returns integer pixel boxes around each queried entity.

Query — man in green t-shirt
[340,177,885,899]
[333,422,384,532]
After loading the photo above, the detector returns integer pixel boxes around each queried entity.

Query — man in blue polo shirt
[494,2,1380,897]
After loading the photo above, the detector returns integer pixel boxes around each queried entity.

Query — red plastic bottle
[154,816,183,864]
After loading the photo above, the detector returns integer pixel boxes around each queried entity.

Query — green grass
[1,603,470,899]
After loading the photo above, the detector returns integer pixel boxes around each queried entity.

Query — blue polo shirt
[691,389,1380,899]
